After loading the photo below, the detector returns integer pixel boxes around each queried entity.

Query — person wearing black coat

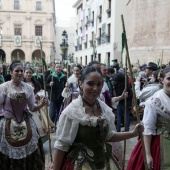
[111,69,133,132]
[46,63,66,124]
[33,67,44,89]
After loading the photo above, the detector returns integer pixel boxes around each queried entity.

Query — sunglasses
[14,70,24,73]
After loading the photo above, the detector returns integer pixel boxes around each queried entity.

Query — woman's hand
[136,76,141,82]
[132,123,144,137]
[121,90,128,99]
[40,97,48,107]
[65,82,68,87]
[50,81,54,86]
[146,154,153,170]
[48,163,54,170]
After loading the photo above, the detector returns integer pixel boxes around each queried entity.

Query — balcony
[86,25,88,31]
[78,44,82,50]
[76,29,78,35]
[105,34,110,43]
[96,38,101,45]
[75,46,78,51]
[89,40,93,47]
[106,8,111,18]
[91,19,94,27]
[97,15,102,23]
[84,42,87,49]
[80,26,82,33]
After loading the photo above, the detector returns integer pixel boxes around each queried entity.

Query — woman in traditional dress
[49,66,143,170]
[127,66,170,170]
[135,69,162,107]
[57,65,82,123]
[61,65,82,104]
[0,61,48,170]
[24,67,54,138]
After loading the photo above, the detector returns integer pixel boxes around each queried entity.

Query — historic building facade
[73,0,125,65]
[73,0,126,66]
[125,0,170,65]
[0,0,56,64]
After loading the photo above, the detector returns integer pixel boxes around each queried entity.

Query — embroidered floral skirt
[0,117,45,170]
[0,138,45,170]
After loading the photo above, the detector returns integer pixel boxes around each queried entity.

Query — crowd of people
[0,59,170,170]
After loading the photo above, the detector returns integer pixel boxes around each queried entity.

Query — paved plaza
[44,118,139,170]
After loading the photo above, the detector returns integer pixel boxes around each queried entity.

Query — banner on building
[0,35,1,46]
[14,35,22,46]
[35,36,42,47]
[101,23,106,44]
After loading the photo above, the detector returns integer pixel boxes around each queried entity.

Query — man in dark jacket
[46,63,66,124]
[33,66,44,89]
[111,66,133,132]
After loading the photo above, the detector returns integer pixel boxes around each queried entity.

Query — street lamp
[60,30,68,61]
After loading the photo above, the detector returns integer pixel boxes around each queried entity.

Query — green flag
[41,56,47,71]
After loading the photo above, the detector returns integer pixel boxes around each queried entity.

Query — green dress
[54,96,121,170]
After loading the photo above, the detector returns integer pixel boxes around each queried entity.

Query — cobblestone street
[44,118,139,170]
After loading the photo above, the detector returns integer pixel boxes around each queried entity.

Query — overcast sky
[55,0,76,20]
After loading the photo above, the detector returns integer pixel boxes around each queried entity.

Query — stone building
[125,0,170,65]
[73,0,127,66]
[0,0,56,64]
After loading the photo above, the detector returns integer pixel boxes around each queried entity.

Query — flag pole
[123,55,127,170]
[158,49,163,88]
[126,0,132,6]
[121,15,148,170]
[66,55,69,105]
[17,52,20,61]
[40,41,53,162]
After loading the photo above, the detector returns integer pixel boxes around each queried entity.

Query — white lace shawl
[143,89,170,135]
[0,81,36,112]
[62,74,79,98]
[68,74,78,84]
[54,96,116,152]
[135,82,160,103]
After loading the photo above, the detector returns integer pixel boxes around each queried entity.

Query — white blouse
[135,82,160,106]
[143,89,170,135]
[54,96,116,152]
[0,80,36,113]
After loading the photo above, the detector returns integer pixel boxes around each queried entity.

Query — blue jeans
[49,100,62,124]
[116,102,131,132]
